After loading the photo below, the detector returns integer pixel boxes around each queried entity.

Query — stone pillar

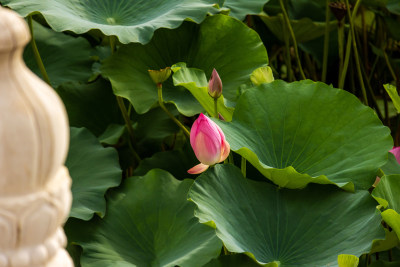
[0,7,73,267]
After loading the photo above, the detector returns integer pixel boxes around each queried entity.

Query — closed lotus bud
[208,68,223,99]
[188,113,230,174]
[148,67,172,85]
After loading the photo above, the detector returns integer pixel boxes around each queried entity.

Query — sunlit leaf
[2,0,217,44]
[70,169,222,266]
[101,14,268,115]
[216,80,392,190]
[189,164,384,266]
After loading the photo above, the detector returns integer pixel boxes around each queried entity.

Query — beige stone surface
[0,7,73,267]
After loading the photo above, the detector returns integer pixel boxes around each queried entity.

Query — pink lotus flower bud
[208,68,223,99]
[390,146,400,163]
[188,113,230,174]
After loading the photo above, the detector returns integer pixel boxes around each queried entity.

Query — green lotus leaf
[135,106,179,149]
[380,153,400,176]
[56,79,122,136]
[133,144,198,179]
[372,175,400,241]
[370,228,399,254]
[23,20,94,88]
[98,124,126,146]
[381,209,400,240]
[188,164,384,266]
[66,127,122,220]
[372,175,400,211]
[172,63,234,121]
[204,254,267,266]
[383,84,400,113]
[216,80,392,190]
[259,14,337,43]
[387,0,400,15]
[216,0,270,20]
[73,169,222,266]
[101,14,268,115]
[337,254,359,267]
[2,0,218,44]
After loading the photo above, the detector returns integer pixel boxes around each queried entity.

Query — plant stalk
[214,98,218,118]
[157,84,190,138]
[27,16,51,85]
[321,0,330,82]
[109,36,140,163]
[279,0,306,80]
[281,15,294,81]
[338,21,345,84]
[346,0,368,105]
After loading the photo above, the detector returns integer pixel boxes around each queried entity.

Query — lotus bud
[148,67,172,85]
[188,113,230,174]
[208,68,223,99]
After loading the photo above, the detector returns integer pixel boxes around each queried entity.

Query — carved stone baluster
[0,7,73,267]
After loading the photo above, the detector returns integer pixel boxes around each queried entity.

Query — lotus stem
[279,0,306,80]
[110,36,140,163]
[346,0,368,105]
[214,98,218,118]
[338,26,352,89]
[27,16,51,85]
[338,21,345,83]
[321,0,330,82]
[157,84,190,138]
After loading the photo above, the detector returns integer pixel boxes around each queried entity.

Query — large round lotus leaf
[2,0,217,44]
[216,80,392,190]
[66,127,122,220]
[24,20,94,88]
[101,14,269,115]
[74,169,222,267]
[373,175,400,211]
[188,164,384,266]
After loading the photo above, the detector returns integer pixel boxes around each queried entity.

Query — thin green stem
[360,61,383,120]
[338,22,345,84]
[383,49,397,82]
[27,16,51,85]
[214,98,218,118]
[368,55,379,83]
[339,24,352,88]
[157,84,190,138]
[321,0,330,82]
[304,53,317,81]
[282,19,294,81]
[279,0,306,80]
[346,0,368,105]
[116,97,141,162]
[241,157,246,178]
[109,36,140,163]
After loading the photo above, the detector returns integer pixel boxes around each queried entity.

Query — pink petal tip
[187,163,209,174]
